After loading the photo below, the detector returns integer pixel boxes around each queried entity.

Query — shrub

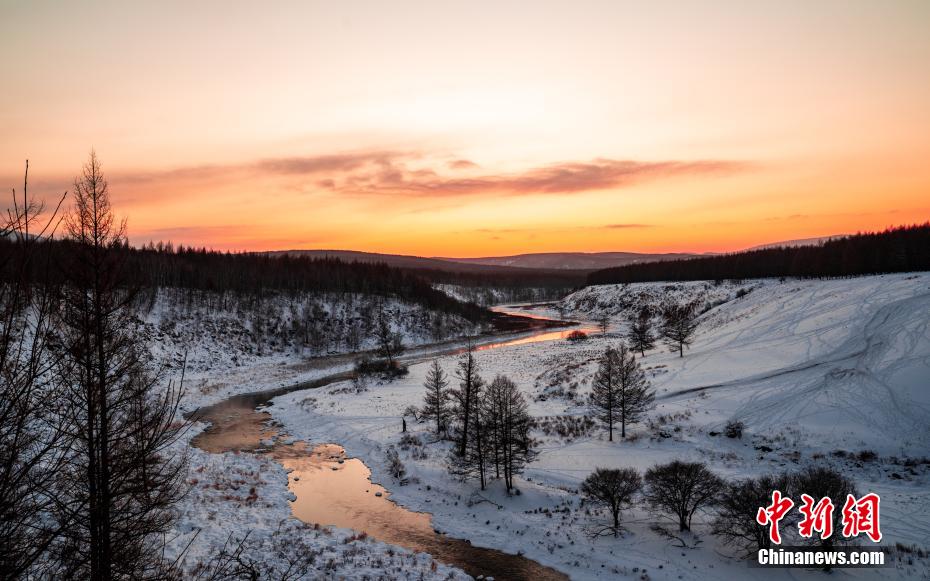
[856,449,878,462]
[724,420,744,439]
[385,446,406,482]
[355,357,409,379]
[566,330,588,342]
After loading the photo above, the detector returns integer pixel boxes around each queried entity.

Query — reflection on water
[189,304,580,580]
[475,326,601,351]
[277,443,432,538]
[277,442,568,581]
[191,405,275,453]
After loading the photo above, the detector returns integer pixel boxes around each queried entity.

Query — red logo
[757,491,882,544]
[841,493,882,542]
[798,494,834,540]
[756,490,794,544]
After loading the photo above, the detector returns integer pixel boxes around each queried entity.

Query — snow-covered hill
[267,272,930,580]
[558,279,753,320]
[139,288,482,375]
[559,275,930,454]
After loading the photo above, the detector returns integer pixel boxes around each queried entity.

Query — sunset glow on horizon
[2,0,928,256]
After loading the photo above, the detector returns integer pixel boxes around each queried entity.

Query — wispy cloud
[313,154,748,197]
[603,223,653,229]
[470,224,653,234]
[448,159,478,170]
[104,150,749,202]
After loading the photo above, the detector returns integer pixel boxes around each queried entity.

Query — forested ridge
[0,238,492,322]
[587,223,930,284]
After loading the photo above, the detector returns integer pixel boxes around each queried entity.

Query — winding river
[190,305,599,580]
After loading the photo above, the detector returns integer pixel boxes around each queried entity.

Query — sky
[1,0,928,256]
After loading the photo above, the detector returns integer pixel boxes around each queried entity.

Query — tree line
[581,460,858,561]
[0,232,493,327]
[587,223,930,284]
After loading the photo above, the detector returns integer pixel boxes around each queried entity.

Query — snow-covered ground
[434,283,565,306]
[265,273,930,579]
[138,288,484,412]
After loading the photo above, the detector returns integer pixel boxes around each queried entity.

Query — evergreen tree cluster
[0,237,493,325]
[418,349,536,493]
[588,223,930,284]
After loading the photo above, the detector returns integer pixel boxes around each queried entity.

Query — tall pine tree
[590,345,654,440]
[53,152,187,579]
[450,345,484,456]
[627,306,655,356]
[421,360,449,436]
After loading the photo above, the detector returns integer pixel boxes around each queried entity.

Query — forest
[587,223,930,284]
[0,237,494,324]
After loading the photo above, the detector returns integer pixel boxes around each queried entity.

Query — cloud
[104,150,749,203]
[254,151,399,175]
[603,223,652,229]
[323,157,748,198]
[462,224,655,236]
[448,159,478,170]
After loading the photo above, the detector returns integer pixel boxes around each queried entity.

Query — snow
[434,283,562,306]
[137,288,483,412]
[261,273,930,579]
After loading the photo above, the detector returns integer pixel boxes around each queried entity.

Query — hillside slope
[559,274,930,453]
[267,273,930,579]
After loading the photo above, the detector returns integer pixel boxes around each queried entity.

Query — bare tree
[793,466,857,556]
[660,301,699,357]
[482,375,535,492]
[713,473,793,557]
[0,161,68,578]
[53,152,188,579]
[627,306,654,356]
[420,360,449,436]
[596,313,610,335]
[581,467,642,537]
[644,460,722,532]
[374,304,404,367]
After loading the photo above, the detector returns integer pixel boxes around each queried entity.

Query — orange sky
[2,0,928,256]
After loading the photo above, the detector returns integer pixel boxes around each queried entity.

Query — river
[190,305,599,580]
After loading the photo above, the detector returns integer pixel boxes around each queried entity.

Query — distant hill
[745,235,846,251]
[265,249,564,274]
[433,251,702,270]
[264,249,588,301]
